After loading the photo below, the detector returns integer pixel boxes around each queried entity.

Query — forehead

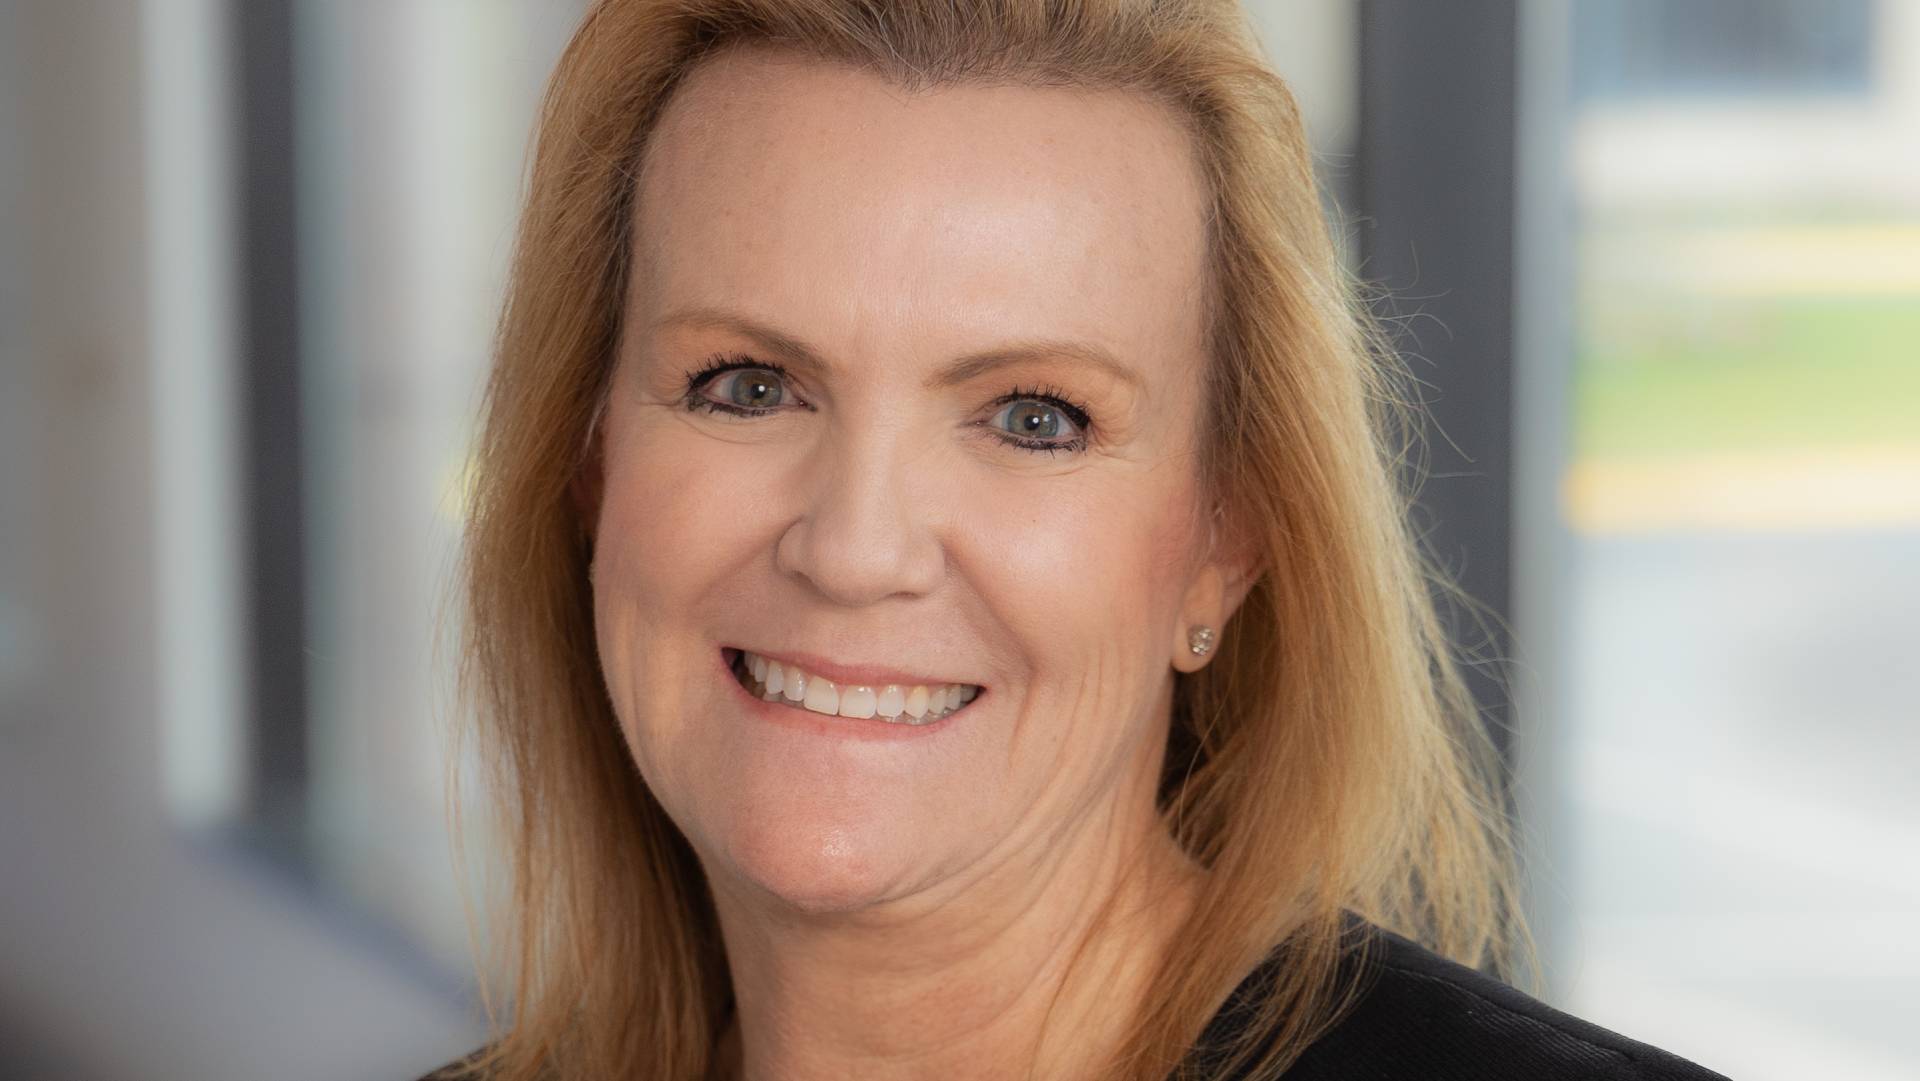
[629,46,1212,372]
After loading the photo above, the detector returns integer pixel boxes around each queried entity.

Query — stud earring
[1187,625,1216,657]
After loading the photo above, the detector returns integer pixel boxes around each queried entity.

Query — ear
[1170,507,1261,674]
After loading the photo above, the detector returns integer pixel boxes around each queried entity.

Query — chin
[710,810,927,915]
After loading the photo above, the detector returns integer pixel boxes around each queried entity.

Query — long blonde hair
[450,1,1520,1078]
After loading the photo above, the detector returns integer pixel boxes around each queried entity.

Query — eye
[982,386,1093,456]
[681,356,1093,456]
[714,368,785,409]
[681,354,802,417]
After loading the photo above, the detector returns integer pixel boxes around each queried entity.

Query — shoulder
[1208,922,1732,1081]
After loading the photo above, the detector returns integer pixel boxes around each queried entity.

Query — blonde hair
[450,1,1521,1078]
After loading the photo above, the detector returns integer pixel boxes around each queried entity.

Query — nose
[774,424,946,607]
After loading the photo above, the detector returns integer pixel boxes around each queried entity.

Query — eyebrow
[652,304,1146,392]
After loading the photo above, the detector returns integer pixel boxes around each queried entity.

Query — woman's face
[586,47,1230,915]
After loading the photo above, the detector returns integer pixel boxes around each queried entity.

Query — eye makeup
[678,351,1096,456]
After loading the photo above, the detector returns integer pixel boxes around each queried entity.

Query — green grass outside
[1573,293,1920,461]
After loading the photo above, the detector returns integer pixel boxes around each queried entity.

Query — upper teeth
[739,649,979,725]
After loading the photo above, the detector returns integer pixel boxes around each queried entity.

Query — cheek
[589,403,772,774]
[970,471,1198,766]
[1001,476,1194,634]
[597,411,761,569]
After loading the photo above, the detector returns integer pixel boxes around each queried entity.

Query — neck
[707,804,1201,1081]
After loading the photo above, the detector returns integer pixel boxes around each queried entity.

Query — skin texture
[577,45,1254,1081]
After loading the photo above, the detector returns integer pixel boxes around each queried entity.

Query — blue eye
[1001,401,1062,438]
[680,355,1095,456]
[682,354,798,417]
[983,386,1092,456]
[719,368,785,409]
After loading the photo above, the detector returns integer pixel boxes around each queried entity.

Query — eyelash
[679,352,1095,456]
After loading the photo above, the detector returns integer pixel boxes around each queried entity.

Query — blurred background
[1,1,1914,1078]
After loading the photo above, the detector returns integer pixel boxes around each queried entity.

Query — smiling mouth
[724,647,979,726]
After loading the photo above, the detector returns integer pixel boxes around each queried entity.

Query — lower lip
[717,647,966,743]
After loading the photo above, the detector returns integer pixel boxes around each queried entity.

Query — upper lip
[731,646,979,690]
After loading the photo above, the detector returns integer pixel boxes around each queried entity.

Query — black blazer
[416,920,1730,1080]
[1187,921,1729,1079]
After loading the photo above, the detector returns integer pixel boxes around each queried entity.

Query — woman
[429,1,1728,1078]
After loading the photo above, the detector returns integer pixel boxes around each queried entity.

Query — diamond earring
[1187,625,1216,657]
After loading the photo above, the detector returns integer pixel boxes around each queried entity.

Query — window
[216,0,587,980]
[1573,0,1876,101]
[1556,4,1920,1078]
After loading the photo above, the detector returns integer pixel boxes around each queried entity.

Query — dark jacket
[1186,921,1728,1079]
[416,920,1729,1080]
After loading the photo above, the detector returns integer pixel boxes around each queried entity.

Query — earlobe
[1172,515,1262,673]
[1172,563,1227,673]
[1186,625,1217,657]
[1173,619,1218,674]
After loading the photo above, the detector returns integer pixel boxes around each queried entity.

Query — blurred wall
[0,2,481,1079]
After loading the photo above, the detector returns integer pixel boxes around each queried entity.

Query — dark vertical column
[234,0,308,824]
[1356,1,1521,763]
